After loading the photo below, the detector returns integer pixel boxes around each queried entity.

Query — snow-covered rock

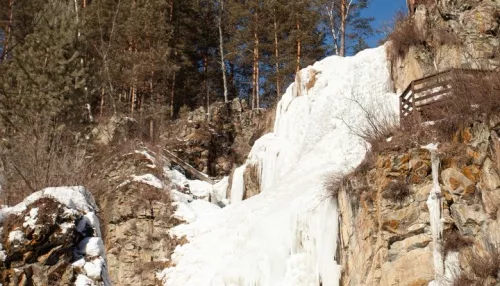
[0,187,110,285]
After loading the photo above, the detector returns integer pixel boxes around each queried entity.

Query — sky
[363,0,408,47]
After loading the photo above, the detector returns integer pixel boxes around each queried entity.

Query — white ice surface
[161,46,398,286]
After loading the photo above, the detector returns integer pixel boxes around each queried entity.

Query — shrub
[387,11,427,60]
[454,243,500,285]
[0,119,89,206]
[452,274,479,286]
[466,244,500,279]
[442,230,473,255]
[382,180,410,203]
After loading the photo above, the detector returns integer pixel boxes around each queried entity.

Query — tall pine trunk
[273,9,281,98]
[217,0,228,103]
[296,20,301,74]
[170,71,176,118]
[340,0,346,57]
[252,26,260,109]
[1,0,14,61]
[204,55,210,121]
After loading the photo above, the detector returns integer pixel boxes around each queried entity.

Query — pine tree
[0,0,88,127]
[319,0,373,56]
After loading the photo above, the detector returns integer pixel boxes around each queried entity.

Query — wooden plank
[413,80,451,94]
[163,149,215,184]
[414,88,451,102]
[415,97,450,109]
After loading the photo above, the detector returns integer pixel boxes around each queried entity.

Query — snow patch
[22,207,38,229]
[229,165,246,203]
[8,230,25,243]
[78,237,105,258]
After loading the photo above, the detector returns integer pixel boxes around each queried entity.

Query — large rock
[379,247,434,286]
[0,188,109,285]
[441,167,475,198]
[480,158,500,190]
[98,149,185,286]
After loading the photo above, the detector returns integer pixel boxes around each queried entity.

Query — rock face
[96,149,183,286]
[163,99,271,178]
[392,0,500,92]
[0,187,109,285]
[338,120,500,285]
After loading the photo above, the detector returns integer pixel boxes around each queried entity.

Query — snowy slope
[160,46,398,286]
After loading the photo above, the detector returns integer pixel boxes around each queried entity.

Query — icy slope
[160,46,398,286]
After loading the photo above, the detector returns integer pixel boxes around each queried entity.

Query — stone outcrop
[392,0,500,92]
[0,187,109,285]
[96,149,184,286]
[163,99,271,178]
[338,119,500,285]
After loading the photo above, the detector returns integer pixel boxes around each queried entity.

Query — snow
[78,237,105,258]
[8,230,25,243]
[174,200,221,223]
[0,187,96,220]
[187,180,212,199]
[118,173,165,189]
[75,274,96,286]
[0,186,110,285]
[161,45,398,286]
[229,165,246,203]
[0,243,6,262]
[84,257,105,279]
[22,207,38,229]
[76,212,102,238]
[211,177,229,206]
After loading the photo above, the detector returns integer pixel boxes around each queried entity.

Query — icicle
[422,143,444,282]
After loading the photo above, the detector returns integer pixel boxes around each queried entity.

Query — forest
[0,0,373,122]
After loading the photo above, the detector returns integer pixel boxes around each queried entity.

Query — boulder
[441,167,475,197]
[481,158,500,190]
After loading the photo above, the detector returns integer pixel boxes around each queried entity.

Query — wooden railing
[399,68,492,123]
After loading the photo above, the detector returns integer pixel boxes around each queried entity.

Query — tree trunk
[1,0,14,61]
[218,0,228,103]
[170,71,176,118]
[204,55,210,121]
[340,0,346,57]
[327,2,340,55]
[82,0,87,8]
[100,88,105,117]
[273,9,281,98]
[252,29,258,110]
[130,86,136,115]
[296,20,301,74]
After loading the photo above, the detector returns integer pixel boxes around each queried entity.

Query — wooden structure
[399,68,492,123]
[163,149,215,184]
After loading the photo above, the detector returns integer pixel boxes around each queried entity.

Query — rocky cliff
[338,117,500,285]
[391,0,500,92]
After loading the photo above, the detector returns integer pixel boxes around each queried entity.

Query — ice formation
[160,45,398,286]
[423,143,449,285]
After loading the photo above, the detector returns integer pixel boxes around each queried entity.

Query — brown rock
[481,158,500,190]
[442,167,475,197]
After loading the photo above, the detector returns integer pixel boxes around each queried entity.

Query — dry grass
[0,119,89,206]
[382,180,410,204]
[387,11,427,60]
[453,243,500,285]
[442,230,473,255]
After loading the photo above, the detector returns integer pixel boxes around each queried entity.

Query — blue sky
[363,0,408,47]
